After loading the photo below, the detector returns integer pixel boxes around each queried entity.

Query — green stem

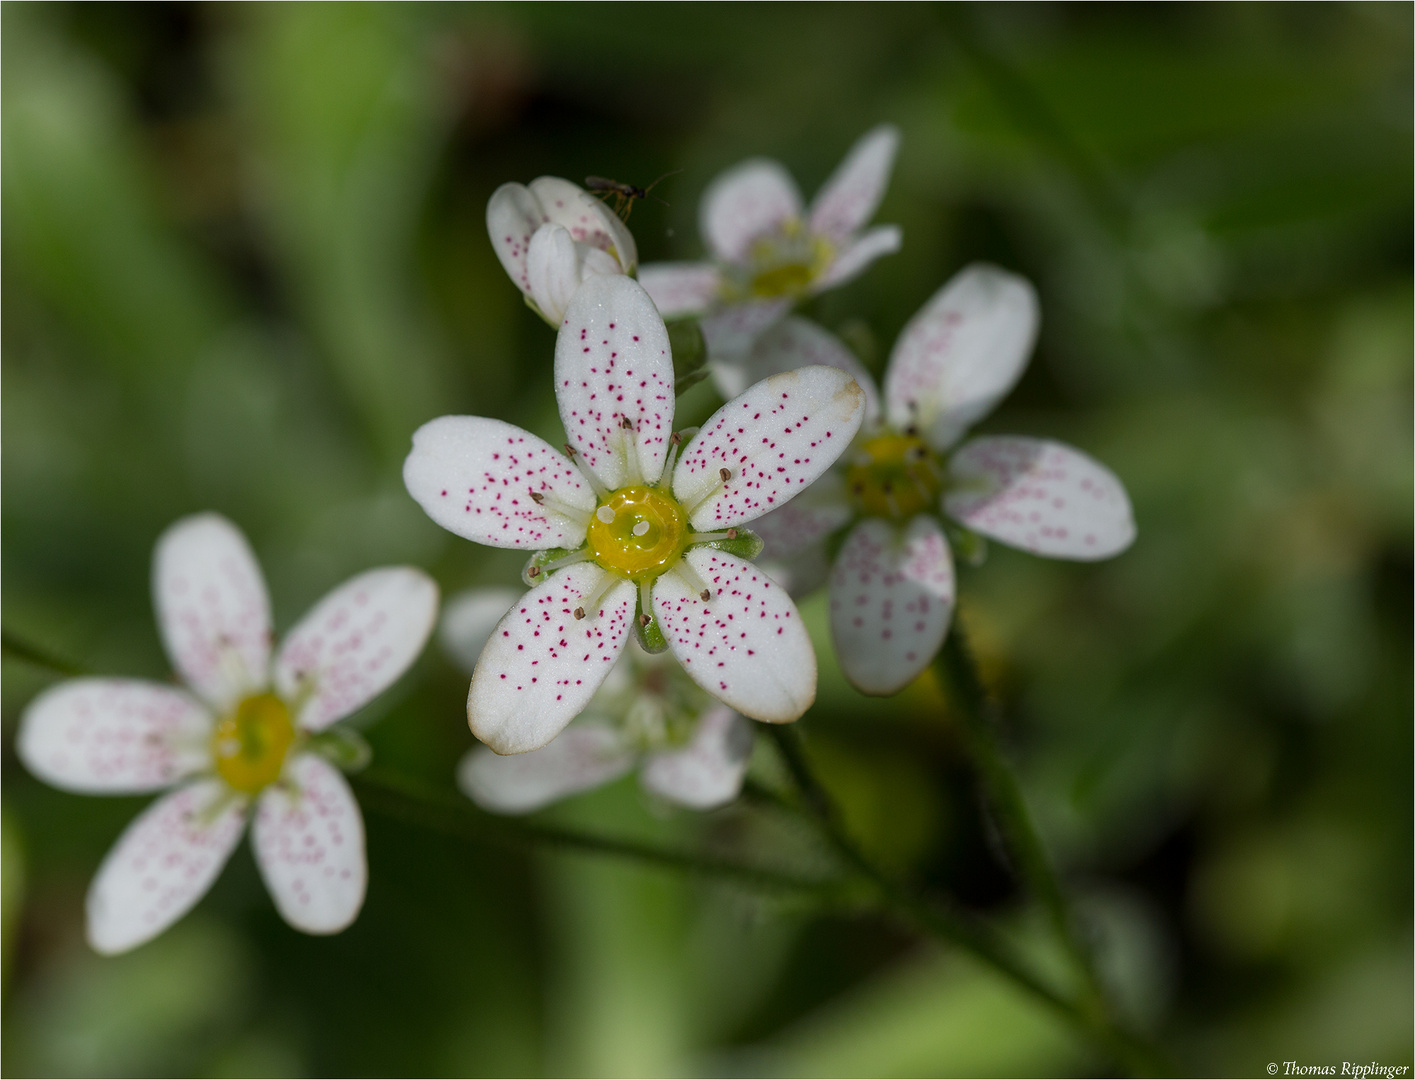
[353,768,842,898]
[764,722,1167,1077]
[936,628,1171,1076]
[2,628,86,676]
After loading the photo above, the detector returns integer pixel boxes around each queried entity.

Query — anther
[669,432,682,445]
[638,613,652,627]
[527,566,541,578]
[529,491,544,504]
[727,528,738,540]
[564,443,577,458]
[620,416,634,430]
[596,506,616,524]
[574,607,586,620]
[699,589,711,602]
[632,521,651,537]
[719,467,731,482]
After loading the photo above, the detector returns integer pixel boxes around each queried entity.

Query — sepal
[634,591,670,654]
[305,727,372,773]
[695,527,764,562]
[522,546,579,587]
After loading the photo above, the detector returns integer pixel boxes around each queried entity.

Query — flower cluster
[18,121,1137,955]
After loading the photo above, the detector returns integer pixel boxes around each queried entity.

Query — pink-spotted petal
[813,225,903,292]
[252,753,366,935]
[274,567,438,731]
[18,679,212,794]
[469,564,636,755]
[808,124,901,241]
[700,159,804,263]
[403,416,595,550]
[86,779,247,955]
[440,587,523,676]
[829,517,956,696]
[638,261,722,319]
[457,725,635,814]
[640,705,753,809]
[883,264,1040,451]
[652,548,815,723]
[673,365,866,530]
[153,513,273,710]
[943,437,1136,560]
[554,275,675,489]
[486,182,546,297]
[747,316,882,425]
[748,470,853,559]
[529,176,637,272]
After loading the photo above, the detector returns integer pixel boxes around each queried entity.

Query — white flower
[744,264,1138,695]
[637,125,902,382]
[441,589,753,813]
[487,176,639,324]
[403,274,866,754]
[16,514,439,954]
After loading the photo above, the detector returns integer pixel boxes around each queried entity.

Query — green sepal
[674,366,711,395]
[666,318,706,382]
[522,546,578,587]
[944,523,988,567]
[305,727,372,773]
[634,590,670,654]
[693,527,764,562]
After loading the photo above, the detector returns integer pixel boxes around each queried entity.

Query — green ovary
[846,432,944,520]
[212,693,296,793]
[586,486,690,582]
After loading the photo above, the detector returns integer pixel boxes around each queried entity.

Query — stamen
[618,414,644,486]
[531,488,592,528]
[574,569,618,621]
[675,560,712,603]
[719,467,732,482]
[683,462,736,517]
[639,578,653,622]
[638,613,652,627]
[566,445,611,498]
[662,431,683,479]
[541,549,594,574]
[688,528,739,543]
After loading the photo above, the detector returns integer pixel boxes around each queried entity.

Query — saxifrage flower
[403,274,866,754]
[744,264,1137,695]
[442,588,753,813]
[487,176,639,325]
[16,514,439,953]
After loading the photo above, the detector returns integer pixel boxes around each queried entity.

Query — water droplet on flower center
[212,692,296,794]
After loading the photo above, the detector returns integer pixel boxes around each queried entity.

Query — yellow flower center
[846,432,944,520]
[212,692,296,793]
[721,220,834,301]
[586,485,690,582]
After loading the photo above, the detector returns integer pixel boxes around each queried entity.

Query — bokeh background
[2,3,1411,1076]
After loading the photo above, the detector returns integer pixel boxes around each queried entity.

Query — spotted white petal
[251,753,366,935]
[814,225,903,292]
[153,513,273,710]
[746,316,882,425]
[700,159,804,264]
[469,564,636,755]
[829,517,955,696]
[440,587,524,675]
[458,725,635,814]
[554,275,676,489]
[486,182,547,298]
[86,779,247,955]
[528,176,637,272]
[944,436,1136,560]
[274,567,439,731]
[748,470,853,559]
[809,124,901,242]
[701,298,795,398]
[640,705,753,809]
[17,679,212,794]
[652,548,815,723]
[638,262,722,319]
[883,264,1040,451]
[526,224,584,324]
[673,365,866,530]
[404,416,596,550]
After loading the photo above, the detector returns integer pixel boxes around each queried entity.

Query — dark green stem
[2,628,86,676]
[353,768,841,898]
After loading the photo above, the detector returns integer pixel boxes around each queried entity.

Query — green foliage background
[2,3,1410,1076]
